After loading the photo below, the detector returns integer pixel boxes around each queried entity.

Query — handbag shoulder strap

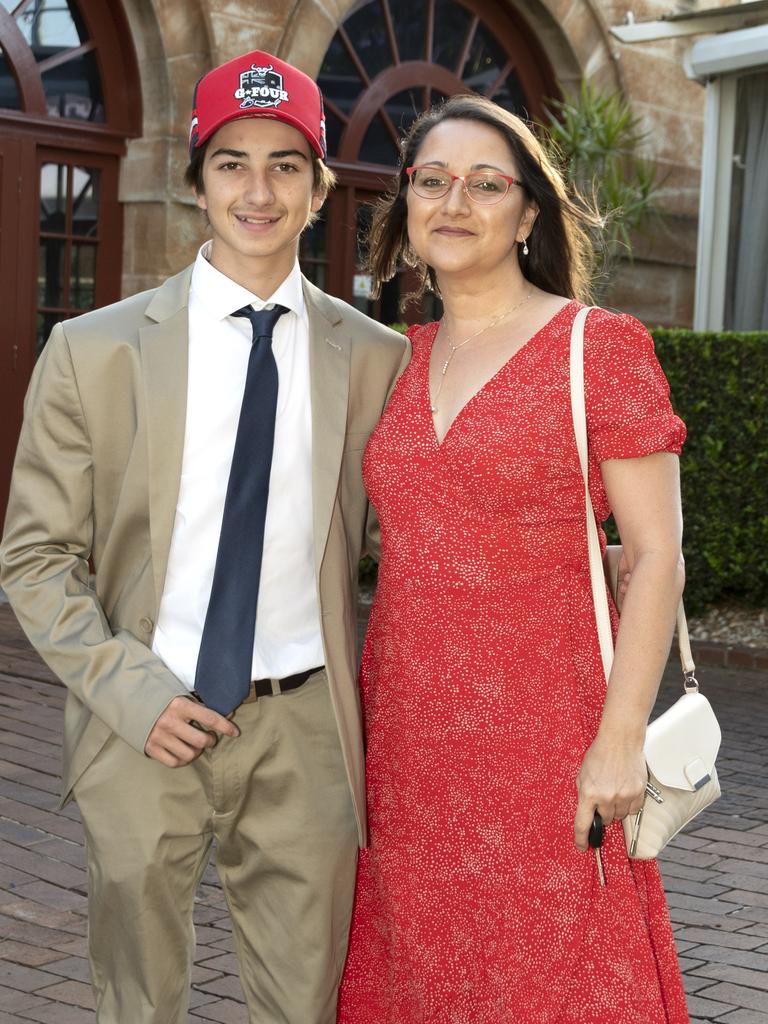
[568,305,697,686]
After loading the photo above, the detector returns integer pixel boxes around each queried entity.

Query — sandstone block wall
[117,0,727,326]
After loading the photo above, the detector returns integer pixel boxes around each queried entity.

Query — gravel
[687,605,768,650]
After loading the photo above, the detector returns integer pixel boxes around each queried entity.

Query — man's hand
[144,696,240,767]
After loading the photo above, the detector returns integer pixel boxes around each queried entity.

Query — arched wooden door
[300,0,558,324]
[0,0,141,516]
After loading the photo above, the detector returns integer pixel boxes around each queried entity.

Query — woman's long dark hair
[367,94,600,304]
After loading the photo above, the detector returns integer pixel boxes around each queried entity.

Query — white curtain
[726,71,768,331]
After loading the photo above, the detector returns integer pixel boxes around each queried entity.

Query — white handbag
[569,306,722,860]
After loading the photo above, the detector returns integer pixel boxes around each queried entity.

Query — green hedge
[362,327,767,615]
[651,328,768,614]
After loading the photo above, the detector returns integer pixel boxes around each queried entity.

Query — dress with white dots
[337,300,689,1024]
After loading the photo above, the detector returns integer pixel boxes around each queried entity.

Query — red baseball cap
[189,50,327,160]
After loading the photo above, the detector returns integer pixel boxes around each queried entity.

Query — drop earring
[522,238,529,256]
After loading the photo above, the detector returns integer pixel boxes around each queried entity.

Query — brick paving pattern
[0,600,766,1023]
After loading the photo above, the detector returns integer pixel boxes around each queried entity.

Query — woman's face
[405,118,538,285]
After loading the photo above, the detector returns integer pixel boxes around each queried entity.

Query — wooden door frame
[0,135,37,515]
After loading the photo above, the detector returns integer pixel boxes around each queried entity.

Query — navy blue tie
[194,303,289,715]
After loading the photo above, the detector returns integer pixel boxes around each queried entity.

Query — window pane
[432,0,473,72]
[70,241,95,308]
[384,88,424,137]
[462,23,508,94]
[356,202,372,269]
[324,108,344,158]
[301,263,326,290]
[344,1,391,79]
[724,71,768,330]
[359,113,399,166]
[37,311,61,356]
[387,0,426,63]
[40,162,68,233]
[300,210,327,261]
[17,0,87,59]
[72,166,99,236]
[40,161,69,233]
[38,238,66,306]
[492,71,529,117]
[318,34,363,122]
[0,44,22,110]
[42,49,105,121]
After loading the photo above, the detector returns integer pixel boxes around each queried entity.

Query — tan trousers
[73,670,358,1024]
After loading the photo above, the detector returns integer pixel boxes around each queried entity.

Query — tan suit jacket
[0,266,407,846]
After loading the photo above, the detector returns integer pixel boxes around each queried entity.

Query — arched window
[0,0,141,514]
[300,0,557,322]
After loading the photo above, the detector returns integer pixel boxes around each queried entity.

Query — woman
[337,95,689,1024]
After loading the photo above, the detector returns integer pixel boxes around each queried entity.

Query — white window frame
[688,25,768,330]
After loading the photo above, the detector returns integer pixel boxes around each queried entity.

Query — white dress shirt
[152,243,324,689]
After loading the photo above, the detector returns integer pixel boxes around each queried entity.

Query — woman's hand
[573,732,647,850]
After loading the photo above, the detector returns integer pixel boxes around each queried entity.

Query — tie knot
[231,303,289,342]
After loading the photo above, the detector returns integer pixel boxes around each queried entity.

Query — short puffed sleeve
[583,309,686,462]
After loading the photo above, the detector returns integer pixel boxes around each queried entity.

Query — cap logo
[235,64,289,109]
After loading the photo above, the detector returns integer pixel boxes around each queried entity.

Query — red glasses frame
[405,165,524,204]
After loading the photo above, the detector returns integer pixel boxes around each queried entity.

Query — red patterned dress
[337,302,689,1024]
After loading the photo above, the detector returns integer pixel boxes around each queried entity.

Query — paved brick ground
[0,600,766,1023]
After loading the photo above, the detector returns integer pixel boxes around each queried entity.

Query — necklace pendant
[430,405,438,414]
[441,360,450,375]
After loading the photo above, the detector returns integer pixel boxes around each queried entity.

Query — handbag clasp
[683,670,699,693]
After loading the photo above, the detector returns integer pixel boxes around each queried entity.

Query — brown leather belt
[241,665,325,704]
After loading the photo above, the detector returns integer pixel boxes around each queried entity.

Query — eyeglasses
[406,166,524,205]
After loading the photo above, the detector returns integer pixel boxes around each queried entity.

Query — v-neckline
[426,299,577,448]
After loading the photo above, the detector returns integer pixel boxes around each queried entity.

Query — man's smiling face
[196,117,324,285]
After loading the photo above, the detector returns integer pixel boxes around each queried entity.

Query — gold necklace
[430,292,533,414]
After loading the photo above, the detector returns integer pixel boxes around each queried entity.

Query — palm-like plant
[544,81,661,297]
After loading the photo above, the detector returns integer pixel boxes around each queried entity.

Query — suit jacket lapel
[140,267,193,609]
[304,277,351,577]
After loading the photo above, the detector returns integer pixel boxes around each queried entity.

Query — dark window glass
[343,1,391,80]
[299,208,328,291]
[40,162,68,234]
[303,263,326,289]
[359,113,398,166]
[462,23,508,95]
[42,49,104,121]
[0,45,22,110]
[38,238,65,306]
[71,166,99,236]
[387,0,426,63]
[70,241,95,308]
[36,311,64,356]
[324,108,344,158]
[432,0,473,72]
[384,87,424,137]
[356,201,372,268]
[17,0,87,60]
[318,34,363,121]
[492,70,529,117]
[300,210,327,261]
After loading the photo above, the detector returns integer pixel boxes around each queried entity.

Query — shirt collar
[190,241,305,322]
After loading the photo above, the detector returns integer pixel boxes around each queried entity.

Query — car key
[588,811,606,887]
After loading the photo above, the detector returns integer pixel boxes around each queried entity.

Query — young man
[0,51,406,1024]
